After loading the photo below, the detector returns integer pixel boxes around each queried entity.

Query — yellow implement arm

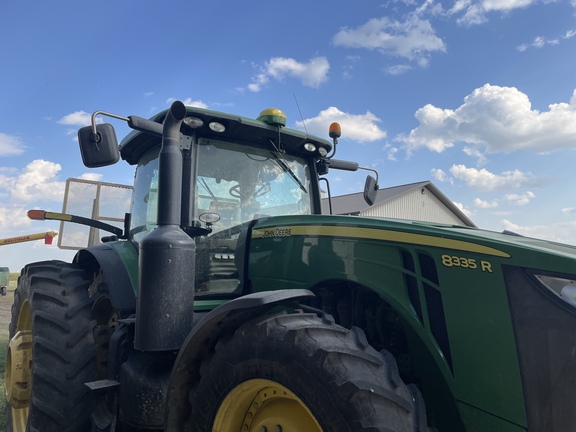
[0,231,58,246]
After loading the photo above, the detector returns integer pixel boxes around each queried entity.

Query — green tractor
[5,101,576,431]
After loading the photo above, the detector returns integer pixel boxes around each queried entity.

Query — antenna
[293,93,308,133]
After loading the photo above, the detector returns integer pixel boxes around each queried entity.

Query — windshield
[130,139,313,241]
[196,138,312,233]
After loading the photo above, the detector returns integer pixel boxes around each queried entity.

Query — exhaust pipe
[135,101,196,351]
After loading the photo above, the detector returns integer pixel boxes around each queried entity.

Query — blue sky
[1,0,576,270]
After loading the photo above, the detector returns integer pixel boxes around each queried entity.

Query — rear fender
[74,241,138,316]
[164,289,315,430]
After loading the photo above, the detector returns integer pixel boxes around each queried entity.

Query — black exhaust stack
[135,101,196,351]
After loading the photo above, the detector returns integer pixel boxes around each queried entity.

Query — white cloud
[483,0,535,12]
[0,205,32,230]
[79,173,103,182]
[248,57,330,92]
[474,197,499,208]
[398,84,576,155]
[333,16,445,67]
[385,64,413,75]
[295,107,386,143]
[449,164,539,191]
[504,191,535,205]
[517,35,560,51]
[462,146,488,165]
[58,111,93,126]
[167,98,208,109]
[501,219,576,244]
[517,28,575,52]
[431,168,449,182]
[0,132,25,156]
[385,144,399,161]
[454,0,538,25]
[0,160,65,202]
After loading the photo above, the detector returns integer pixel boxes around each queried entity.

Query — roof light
[303,142,316,152]
[318,147,328,157]
[257,108,287,127]
[183,117,204,128]
[209,121,226,133]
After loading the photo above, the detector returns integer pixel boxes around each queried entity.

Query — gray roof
[322,180,476,227]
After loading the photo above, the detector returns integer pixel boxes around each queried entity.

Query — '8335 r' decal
[441,255,493,273]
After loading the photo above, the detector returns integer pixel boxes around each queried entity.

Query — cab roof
[120,106,332,165]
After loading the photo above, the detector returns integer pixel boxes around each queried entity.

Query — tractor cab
[130,135,315,295]
[75,103,377,298]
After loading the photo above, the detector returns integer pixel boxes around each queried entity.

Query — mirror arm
[358,166,379,188]
[90,111,129,135]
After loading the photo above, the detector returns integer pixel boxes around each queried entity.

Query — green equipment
[5,100,576,431]
[0,267,8,296]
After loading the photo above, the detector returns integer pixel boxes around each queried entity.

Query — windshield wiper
[268,141,307,193]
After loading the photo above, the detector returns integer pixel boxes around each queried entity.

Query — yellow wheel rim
[213,379,322,432]
[5,299,32,432]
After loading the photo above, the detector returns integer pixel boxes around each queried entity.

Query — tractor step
[85,379,121,391]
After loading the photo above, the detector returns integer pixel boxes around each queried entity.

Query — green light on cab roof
[257,108,287,127]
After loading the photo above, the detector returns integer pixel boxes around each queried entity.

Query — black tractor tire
[188,310,432,431]
[5,261,98,432]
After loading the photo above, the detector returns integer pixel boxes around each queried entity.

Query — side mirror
[364,175,378,206]
[78,123,120,168]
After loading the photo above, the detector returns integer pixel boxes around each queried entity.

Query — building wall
[361,186,466,225]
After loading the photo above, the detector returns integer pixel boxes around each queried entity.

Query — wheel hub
[6,330,33,408]
[213,379,322,432]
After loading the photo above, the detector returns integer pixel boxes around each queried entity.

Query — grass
[0,274,17,430]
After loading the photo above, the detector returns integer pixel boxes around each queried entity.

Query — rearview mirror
[364,175,378,206]
[78,123,120,168]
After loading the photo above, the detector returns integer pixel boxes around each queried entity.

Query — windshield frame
[129,134,320,242]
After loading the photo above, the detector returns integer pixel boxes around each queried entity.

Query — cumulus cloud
[0,160,65,202]
[79,173,103,182]
[398,84,576,156]
[295,107,386,143]
[448,164,540,191]
[167,98,208,109]
[501,219,576,244]
[474,197,499,208]
[0,132,25,156]
[431,168,452,183]
[248,57,330,92]
[0,204,32,230]
[384,144,399,161]
[453,0,538,25]
[333,16,445,67]
[58,111,93,126]
[504,191,535,205]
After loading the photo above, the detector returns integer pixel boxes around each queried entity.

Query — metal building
[322,180,476,227]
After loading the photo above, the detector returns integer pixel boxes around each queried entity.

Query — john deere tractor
[5,101,576,431]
